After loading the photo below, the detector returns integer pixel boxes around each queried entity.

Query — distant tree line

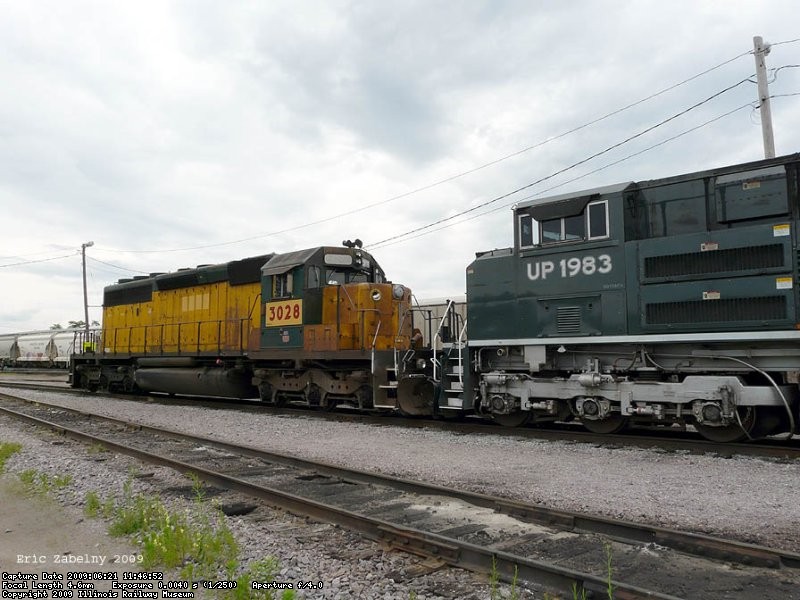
[50,320,100,330]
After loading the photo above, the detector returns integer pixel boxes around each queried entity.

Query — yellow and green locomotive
[71,244,413,409]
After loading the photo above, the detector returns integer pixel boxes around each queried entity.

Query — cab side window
[532,201,608,245]
[306,266,321,289]
[519,214,535,247]
[587,200,609,239]
[273,273,292,297]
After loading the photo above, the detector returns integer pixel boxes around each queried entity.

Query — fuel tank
[134,367,257,398]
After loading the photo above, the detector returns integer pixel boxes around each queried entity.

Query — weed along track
[2,393,800,599]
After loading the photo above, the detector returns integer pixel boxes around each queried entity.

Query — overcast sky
[1,1,799,332]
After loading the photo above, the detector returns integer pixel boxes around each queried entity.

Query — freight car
[0,329,88,368]
[399,152,800,442]
[0,333,14,367]
[71,244,414,409]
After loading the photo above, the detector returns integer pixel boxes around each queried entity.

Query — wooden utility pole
[81,240,94,348]
[753,36,776,158]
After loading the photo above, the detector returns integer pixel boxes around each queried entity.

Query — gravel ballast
[0,417,511,599]
[1,386,799,596]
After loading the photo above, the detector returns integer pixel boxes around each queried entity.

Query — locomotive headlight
[416,358,427,369]
[392,284,405,300]
[371,289,382,302]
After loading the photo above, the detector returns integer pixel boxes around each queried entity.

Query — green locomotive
[70,152,800,443]
[417,153,800,441]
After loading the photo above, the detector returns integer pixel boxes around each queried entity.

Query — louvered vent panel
[646,296,786,324]
[556,306,581,333]
[644,244,784,278]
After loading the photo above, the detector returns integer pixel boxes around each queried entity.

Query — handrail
[394,309,412,376]
[98,318,253,357]
[409,294,435,350]
[371,320,382,375]
[339,284,357,310]
[457,320,468,387]
[432,299,455,382]
[358,308,382,351]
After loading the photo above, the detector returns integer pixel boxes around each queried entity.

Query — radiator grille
[557,306,581,333]
[644,244,784,278]
[646,296,786,325]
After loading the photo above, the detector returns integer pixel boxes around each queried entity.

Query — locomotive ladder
[439,319,468,411]
[376,298,467,411]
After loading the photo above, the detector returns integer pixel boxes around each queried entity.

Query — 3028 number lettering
[266,300,303,326]
[269,303,301,321]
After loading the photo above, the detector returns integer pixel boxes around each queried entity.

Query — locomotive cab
[257,245,409,353]
[251,245,413,408]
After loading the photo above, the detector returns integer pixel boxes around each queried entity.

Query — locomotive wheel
[581,415,629,434]
[694,407,756,443]
[122,376,135,393]
[492,411,531,427]
[257,383,274,403]
[81,374,98,393]
[305,383,323,408]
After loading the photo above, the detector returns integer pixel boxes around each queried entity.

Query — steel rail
[2,380,799,461]
[2,393,799,572]
[0,400,687,600]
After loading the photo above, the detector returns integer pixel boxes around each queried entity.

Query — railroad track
[1,392,799,599]
[2,379,800,461]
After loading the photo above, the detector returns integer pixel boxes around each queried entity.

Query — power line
[371,101,756,249]
[0,253,77,269]
[771,64,800,77]
[87,256,149,275]
[772,37,800,46]
[367,76,754,248]
[97,48,756,255]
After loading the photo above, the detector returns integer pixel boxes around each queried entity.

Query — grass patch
[84,490,103,517]
[488,556,520,600]
[604,541,614,600]
[87,442,109,455]
[0,441,22,473]
[86,478,294,599]
[18,468,72,495]
[84,490,116,519]
[224,557,296,600]
[186,471,207,503]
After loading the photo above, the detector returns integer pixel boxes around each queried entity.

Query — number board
[265,299,303,327]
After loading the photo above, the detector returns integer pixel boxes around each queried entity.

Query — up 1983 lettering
[527,254,612,281]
